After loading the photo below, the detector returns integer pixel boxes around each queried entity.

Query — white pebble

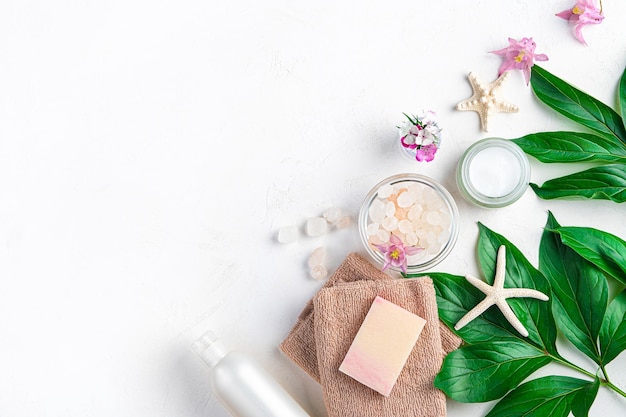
[306,217,328,237]
[308,247,326,268]
[310,264,328,280]
[277,226,298,243]
[335,216,351,229]
[323,207,342,223]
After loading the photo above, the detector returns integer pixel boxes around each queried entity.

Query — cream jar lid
[456,138,530,208]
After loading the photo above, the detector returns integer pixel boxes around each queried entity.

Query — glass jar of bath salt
[358,174,459,273]
[456,138,530,208]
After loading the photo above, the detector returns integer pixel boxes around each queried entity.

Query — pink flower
[373,234,423,273]
[398,111,442,162]
[556,0,604,46]
[415,144,438,162]
[490,37,549,85]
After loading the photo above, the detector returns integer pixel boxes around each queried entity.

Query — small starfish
[456,72,519,132]
[454,245,548,337]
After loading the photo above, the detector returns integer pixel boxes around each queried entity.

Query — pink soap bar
[339,296,426,396]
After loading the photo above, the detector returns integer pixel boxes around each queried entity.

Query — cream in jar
[456,138,530,208]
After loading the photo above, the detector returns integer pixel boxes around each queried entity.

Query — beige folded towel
[314,278,448,416]
[280,253,461,383]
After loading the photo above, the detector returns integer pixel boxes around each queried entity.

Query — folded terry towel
[279,253,461,383]
[314,278,448,417]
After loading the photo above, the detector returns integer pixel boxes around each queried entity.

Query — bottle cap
[192,331,228,368]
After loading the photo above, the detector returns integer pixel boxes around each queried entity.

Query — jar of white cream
[456,138,530,208]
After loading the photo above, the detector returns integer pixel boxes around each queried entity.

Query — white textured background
[0,1,625,416]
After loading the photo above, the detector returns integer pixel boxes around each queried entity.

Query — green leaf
[477,223,559,356]
[539,212,607,365]
[529,164,626,202]
[531,65,626,143]
[512,131,626,163]
[571,376,600,417]
[617,68,626,122]
[434,340,551,402]
[599,289,626,365]
[485,375,595,417]
[551,225,626,285]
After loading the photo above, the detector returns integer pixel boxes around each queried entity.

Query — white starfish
[454,245,549,337]
[456,71,519,132]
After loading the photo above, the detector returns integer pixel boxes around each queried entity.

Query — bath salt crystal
[339,296,426,397]
[376,229,390,242]
[398,219,413,234]
[366,223,380,236]
[427,199,445,211]
[335,216,351,230]
[385,201,396,217]
[408,204,423,221]
[424,232,439,254]
[310,264,328,280]
[408,183,424,199]
[394,207,408,220]
[407,250,427,264]
[437,210,452,228]
[437,229,451,244]
[426,211,442,226]
[323,207,342,223]
[306,217,328,237]
[396,190,416,208]
[405,232,418,246]
[422,187,438,204]
[369,199,386,223]
[381,216,398,232]
[377,184,394,198]
[308,247,326,268]
[277,226,298,243]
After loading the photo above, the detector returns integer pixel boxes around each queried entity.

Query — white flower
[398,120,414,138]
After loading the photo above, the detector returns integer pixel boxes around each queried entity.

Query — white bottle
[192,331,311,417]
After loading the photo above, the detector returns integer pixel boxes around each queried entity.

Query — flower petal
[404,246,424,256]
[574,24,588,45]
[389,234,403,246]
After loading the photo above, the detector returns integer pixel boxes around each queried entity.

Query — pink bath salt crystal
[335,216,351,230]
[310,264,328,280]
[339,296,426,397]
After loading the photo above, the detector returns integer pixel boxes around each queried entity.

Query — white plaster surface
[0,1,625,416]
